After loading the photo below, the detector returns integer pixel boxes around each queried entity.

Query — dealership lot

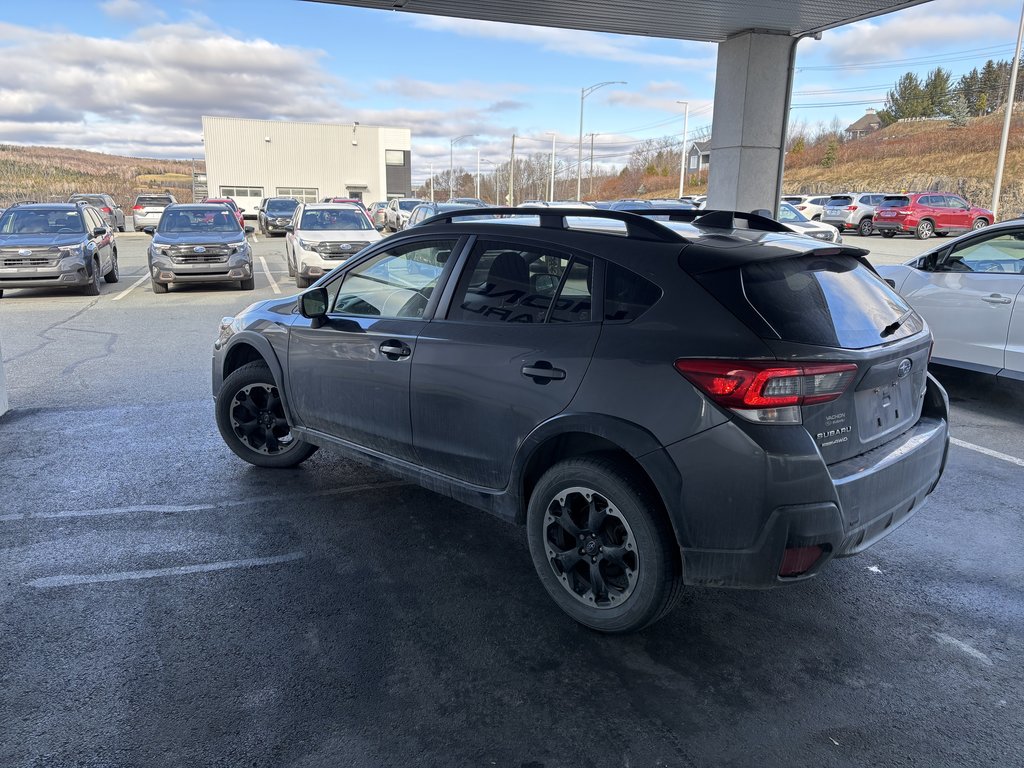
[0,232,1021,766]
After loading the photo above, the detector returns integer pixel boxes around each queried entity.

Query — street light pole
[547,132,556,202]
[992,0,1024,220]
[429,162,434,203]
[677,101,689,198]
[476,149,481,200]
[577,81,626,200]
[449,134,475,201]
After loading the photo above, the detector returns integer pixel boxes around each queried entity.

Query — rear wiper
[881,308,915,338]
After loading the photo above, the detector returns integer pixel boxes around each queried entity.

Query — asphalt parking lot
[0,229,1021,767]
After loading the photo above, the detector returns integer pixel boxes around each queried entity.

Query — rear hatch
[823,196,854,220]
[691,251,930,465]
[133,196,173,219]
[876,195,912,225]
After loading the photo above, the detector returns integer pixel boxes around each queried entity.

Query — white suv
[284,203,382,288]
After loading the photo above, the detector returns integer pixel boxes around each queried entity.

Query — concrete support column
[707,32,798,213]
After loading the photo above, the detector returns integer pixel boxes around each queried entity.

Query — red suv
[873,193,992,240]
[202,198,246,228]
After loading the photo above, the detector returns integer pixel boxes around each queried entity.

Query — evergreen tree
[924,67,953,116]
[957,68,981,114]
[821,138,838,168]
[884,73,929,120]
[947,94,971,128]
[980,60,1002,113]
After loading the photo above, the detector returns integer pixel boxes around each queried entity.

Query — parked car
[609,199,653,211]
[407,202,478,227]
[284,202,382,288]
[211,207,949,633]
[0,202,119,297]
[68,193,126,231]
[782,195,830,221]
[821,193,887,237]
[322,197,371,221]
[872,193,993,240]
[446,197,488,206]
[143,203,254,294]
[777,202,842,243]
[258,197,299,236]
[875,219,1023,380]
[203,198,246,229]
[131,194,177,230]
[681,195,707,210]
[367,201,389,230]
[384,198,424,232]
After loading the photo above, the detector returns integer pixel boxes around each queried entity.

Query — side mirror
[375,223,385,231]
[92,226,107,237]
[244,226,255,234]
[751,208,773,219]
[239,208,246,213]
[142,226,155,236]
[284,225,294,232]
[300,287,329,327]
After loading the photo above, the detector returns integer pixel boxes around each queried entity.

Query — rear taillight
[674,360,858,424]
[101,206,111,213]
[846,205,857,211]
[796,205,807,210]
[132,205,144,210]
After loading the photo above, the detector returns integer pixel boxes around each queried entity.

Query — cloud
[100,0,165,21]
[376,78,529,102]
[409,16,715,69]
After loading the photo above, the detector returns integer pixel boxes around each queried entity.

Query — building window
[385,150,406,166]
[276,187,319,203]
[220,186,263,199]
[689,156,698,170]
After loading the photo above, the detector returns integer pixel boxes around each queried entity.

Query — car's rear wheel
[857,218,874,237]
[117,225,125,232]
[811,214,821,221]
[151,279,168,294]
[915,220,934,239]
[103,251,119,283]
[82,258,101,296]
[972,218,989,230]
[216,362,317,468]
[881,230,896,238]
[526,457,682,633]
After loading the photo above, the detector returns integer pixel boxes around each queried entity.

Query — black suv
[211,208,950,633]
[0,202,119,297]
[258,197,299,236]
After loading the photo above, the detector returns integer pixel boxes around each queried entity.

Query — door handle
[981,294,1012,305]
[379,341,411,359]
[522,362,566,383]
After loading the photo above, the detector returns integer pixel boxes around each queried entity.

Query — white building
[201,116,412,214]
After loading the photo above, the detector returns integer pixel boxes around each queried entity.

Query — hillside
[643,113,1024,217]
[0,145,202,210]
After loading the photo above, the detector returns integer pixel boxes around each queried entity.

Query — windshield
[300,209,372,231]
[777,203,808,222]
[399,200,420,212]
[0,208,85,234]
[157,208,241,233]
[266,200,298,215]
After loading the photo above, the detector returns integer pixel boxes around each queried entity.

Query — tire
[239,277,255,290]
[215,361,318,468]
[526,457,682,634]
[881,230,896,239]
[287,252,295,277]
[972,218,989,230]
[295,275,310,289]
[811,214,821,221]
[151,279,168,294]
[857,217,874,237]
[915,220,934,239]
[0,289,4,298]
[103,251,120,283]
[117,225,125,233]
[82,258,101,296]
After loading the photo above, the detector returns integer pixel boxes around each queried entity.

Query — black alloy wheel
[215,362,317,468]
[83,257,101,296]
[526,457,682,633]
[858,218,874,237]
[103,250,120,283]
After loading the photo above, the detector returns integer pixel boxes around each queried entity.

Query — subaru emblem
[340,244,351,250]
[897,358,912,379]
[193,246,206,254]
[18,249,32,256]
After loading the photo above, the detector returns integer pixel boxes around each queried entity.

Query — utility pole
[677,101,689,198]
[509,134,516,207]
[992,0,1024,220]
[548,133,556,202]
[577,81,626,201]
[589,134,596,196]
[476,149,481,200]
[429,162,434,203]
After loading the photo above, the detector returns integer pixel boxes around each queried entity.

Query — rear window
[880,196,910,208]
[742,255,923,349]
[399,200,420,211]
[136,196,173,207]
[826,196,853,206]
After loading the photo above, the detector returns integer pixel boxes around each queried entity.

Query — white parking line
[933,632,993,666]
[28,552,305,588]
[111,273,150,302]
[259,256,281,294]
[250,233,259,244]
[950,438,1024,468]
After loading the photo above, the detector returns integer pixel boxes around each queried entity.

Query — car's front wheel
[972,218,989,230]
[295,275,310,289]
[82,257,101,296]
[215,362,318,468]
[103,251,119,283]
[526,457,682,633]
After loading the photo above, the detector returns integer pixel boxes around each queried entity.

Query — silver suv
[132,194,177,230]
[822,193,887,237]
[68,193,126,231]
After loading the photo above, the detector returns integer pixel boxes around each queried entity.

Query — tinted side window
[947,231,1024,274]
[604,263,661,322]
[448,241,585,324]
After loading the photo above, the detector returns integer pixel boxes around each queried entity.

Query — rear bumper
[659,377,949,588]
[872,220,911,232]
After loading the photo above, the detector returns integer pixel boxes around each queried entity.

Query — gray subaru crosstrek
[0,202,119,297]
[211,207,950,633]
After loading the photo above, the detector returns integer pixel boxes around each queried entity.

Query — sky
[1,0,1022,185]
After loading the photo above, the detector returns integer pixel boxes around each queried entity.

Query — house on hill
[846,108,882,139]
[686,140,711,176]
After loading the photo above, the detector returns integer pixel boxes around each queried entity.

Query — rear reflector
[779,545,824,577]
[674,360,858,410]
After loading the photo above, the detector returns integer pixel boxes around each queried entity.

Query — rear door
[287,237,461,461]
[411,237,601,488]
[898,226,1024,371]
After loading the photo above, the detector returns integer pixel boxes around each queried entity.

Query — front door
[287,238,460,461]
[411,238,601,489]
[902,227,1024,371]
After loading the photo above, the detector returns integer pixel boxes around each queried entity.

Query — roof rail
[617,208,792,233]
[8,200,39,208]
[415,206,686,243]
